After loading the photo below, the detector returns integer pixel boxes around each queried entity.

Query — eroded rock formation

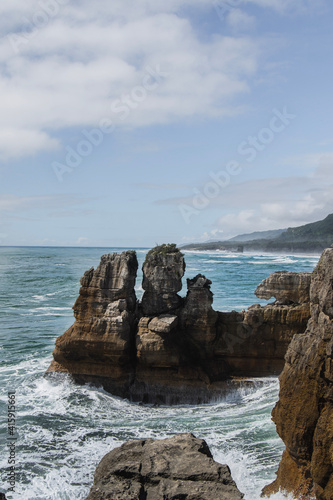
[263,249,333,499]
[46,251,138,397]
[47,244,312,404]
[141,244,185,316]
[255,270,311,304]
[85,433,244,500]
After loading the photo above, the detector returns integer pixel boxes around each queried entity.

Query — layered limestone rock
[46,251,138,397]
[47,245,312,404]
[180,274,218,347]
[214,300,310,378]
[255,271,311,304]
[141,244,185,316]
[263,248,333,500]
[133,273,216,404]
[85,433,244,500]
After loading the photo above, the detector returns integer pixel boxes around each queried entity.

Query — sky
[1,0,333,247]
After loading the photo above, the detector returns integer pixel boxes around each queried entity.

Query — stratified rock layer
[263,248,333,500]
[141,244,185,316]
[46,251,138,397]
[85,433,244,500]
[214,301,310,379]
[255,271,311,304]
[47,245,313,404]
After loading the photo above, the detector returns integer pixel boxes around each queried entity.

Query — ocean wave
[202,259,224,263]
[0,248,320,500]
[273,257,297,264]
[29,307,72,315]
[32,295,48,302]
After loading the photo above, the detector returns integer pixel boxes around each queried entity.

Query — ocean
[0,246,320,500]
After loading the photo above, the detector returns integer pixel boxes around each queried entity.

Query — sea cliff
[263,248,333,499]
[46,244,310,404]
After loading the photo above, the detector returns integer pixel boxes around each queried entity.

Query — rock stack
[141,243,185,315]
[46,251,138,397]
[47,244,312,404]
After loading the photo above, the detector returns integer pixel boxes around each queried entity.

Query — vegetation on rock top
[145,243,183,259]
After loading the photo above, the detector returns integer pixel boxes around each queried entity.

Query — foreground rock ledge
[263,248,333,500]
[85,433,243,500]
[46,244,311,404]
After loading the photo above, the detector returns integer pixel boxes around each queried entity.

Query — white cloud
[280,152,333,170]
[157,161,333,239]
[244,0,323,14]
[0,193,91,213]
[0,1,262,159]
[261,194,325,220]
[76,236,89,245]
[212,193,329,240]
[227,9,256,32]
[0,128,59,159]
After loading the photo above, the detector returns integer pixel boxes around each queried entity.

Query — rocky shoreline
[42,245,333,499]
[46,244,310,404]
[263,248,333,499]
[85,433,244,500]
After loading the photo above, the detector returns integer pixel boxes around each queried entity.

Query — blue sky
[1,0,333,247]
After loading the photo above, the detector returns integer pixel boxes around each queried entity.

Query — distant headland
[181,213,333,253]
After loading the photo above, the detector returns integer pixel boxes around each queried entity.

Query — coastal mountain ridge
[228,228,286,242]
[181,213,333,253]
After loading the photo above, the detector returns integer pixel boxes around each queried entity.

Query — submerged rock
[46,244,313,404]
[85,433,244,500]
[263,248,333,499]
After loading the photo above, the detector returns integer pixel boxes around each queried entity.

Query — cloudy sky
[1,0,333,247]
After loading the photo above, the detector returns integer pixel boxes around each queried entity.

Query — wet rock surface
[263,248,333,500]
[46,251,138,398]
[85,433,244,500]
[47,244,312,404]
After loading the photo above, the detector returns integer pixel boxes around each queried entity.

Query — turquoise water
[0,247,320,499]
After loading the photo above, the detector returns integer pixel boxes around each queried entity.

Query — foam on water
[0,247,321,499]
[1,357,285,499]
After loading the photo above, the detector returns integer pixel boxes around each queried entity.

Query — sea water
[0,246,320,499]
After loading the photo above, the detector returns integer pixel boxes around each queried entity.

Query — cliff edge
[263,248,333,499]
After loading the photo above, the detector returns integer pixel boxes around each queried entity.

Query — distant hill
[228,228,286,242]
[182,214,333,253]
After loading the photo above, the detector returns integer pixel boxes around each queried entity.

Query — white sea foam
[32,294,48,301]
[27,306,73,316]
[1,248,320,500]
[202,259,224,263]
[1,374,283,499]
[273,257,297,264]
